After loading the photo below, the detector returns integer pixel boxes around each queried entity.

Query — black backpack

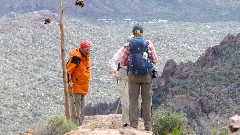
[128,37,152,75]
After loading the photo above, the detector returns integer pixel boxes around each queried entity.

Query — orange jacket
[66,48,91,95]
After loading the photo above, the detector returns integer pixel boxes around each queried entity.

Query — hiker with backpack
[66,40,91,126]
[108,35,134,127]
[121,24,158,131]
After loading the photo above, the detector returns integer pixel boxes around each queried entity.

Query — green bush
[44,115,78,135]
[27,115,78,135]
[152,110,188,135]
[210,128,228,135]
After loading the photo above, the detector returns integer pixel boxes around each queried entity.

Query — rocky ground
[21,114,152,135]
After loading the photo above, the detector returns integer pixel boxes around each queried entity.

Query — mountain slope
[153,33,240,134]
[0,0,240,22]
[1,10,240,134]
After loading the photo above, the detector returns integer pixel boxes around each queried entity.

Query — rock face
[153,33,240,135]
[194,33,240,68]
[229,115,240,135]
[195,33,240,68]
[157,33,240,92]
[85,99,121,116]
[162,59,177,79]
[196,46,221,68]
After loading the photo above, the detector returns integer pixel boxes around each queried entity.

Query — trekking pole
[69,74,79,125]
[115,76,128,115]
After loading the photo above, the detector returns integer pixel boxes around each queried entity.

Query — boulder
[229,115,240,134]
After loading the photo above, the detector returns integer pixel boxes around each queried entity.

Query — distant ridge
[0,0,240,22]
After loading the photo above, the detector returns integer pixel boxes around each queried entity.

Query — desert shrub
[152,110,188,135]
[210,128,228,135]
[34,115,78,135]
[46,115,77,134]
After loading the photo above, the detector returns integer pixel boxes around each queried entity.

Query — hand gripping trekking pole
[69,74,79,125]
[115,76,128,115]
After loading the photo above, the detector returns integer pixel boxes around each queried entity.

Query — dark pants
[128,72,152,130]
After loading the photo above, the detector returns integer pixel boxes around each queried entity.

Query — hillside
[153,33,240,134]
[0,0,240,22]
[1,10,240,134]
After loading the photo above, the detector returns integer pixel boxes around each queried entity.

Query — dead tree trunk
[58,0,70,121]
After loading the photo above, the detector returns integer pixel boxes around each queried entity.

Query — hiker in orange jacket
[66,40,91,125]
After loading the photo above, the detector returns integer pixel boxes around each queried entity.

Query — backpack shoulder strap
[129,37,147,53]
[66,56,81,82]
[71,56,81,65]
[67,56,81,66]
[66,56,81,73]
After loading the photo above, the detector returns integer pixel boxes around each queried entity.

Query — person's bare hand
[113,70,119,80]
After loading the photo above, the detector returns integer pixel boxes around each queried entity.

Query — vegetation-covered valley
[1,10,240,134]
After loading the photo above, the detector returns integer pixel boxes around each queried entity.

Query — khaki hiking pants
[118,68,130,125]
[128,72,152,130]
[69,94,86,126]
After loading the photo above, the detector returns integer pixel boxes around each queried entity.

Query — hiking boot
[130,123,138,129]
[123,123,129,127]
[144,128,152,131]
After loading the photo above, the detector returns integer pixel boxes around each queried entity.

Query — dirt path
[64,114,153,135]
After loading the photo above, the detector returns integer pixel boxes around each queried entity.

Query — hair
[133,30,143,37]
